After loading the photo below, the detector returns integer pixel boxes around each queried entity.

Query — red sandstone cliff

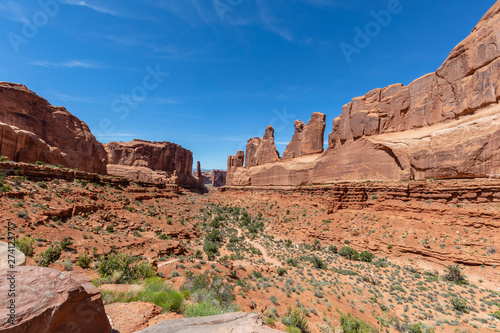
[105,139,202,188]
[0,82,108,174]
[227,2,500,186]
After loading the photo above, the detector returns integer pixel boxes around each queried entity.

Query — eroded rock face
[212,170,227,187]
[329,3,500,146]
[0,83,108,174]
[105,140,200,187]
[226,2,500,186]
[249,126,280,166]
[0,122,65,167]
[0,266,111,333]
[283,112,326,159]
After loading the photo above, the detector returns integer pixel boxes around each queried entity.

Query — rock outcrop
[105,140,201,188]
[136,312,280,333]
[0,82,108,174]
[0,266,111,333]
[283,112,326,159]
[0,241,25,268]
[196,161,204,187]
[226,2,500,186]
[245,126,280,167]
[212,169,227,187]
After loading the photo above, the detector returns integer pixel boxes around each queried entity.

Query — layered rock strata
[226,2,500,186]
[0,82,107,174]
[105,140,200,188]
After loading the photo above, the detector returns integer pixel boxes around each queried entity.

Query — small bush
[185,302,221,317]
[129,277,184,312]
[277,267,287,276]
[0,184,12,192]
[97,252,155,283]
[450,296,470,313]
[328,245,338,253]
[360,251,374,263]
[203,242,218,260]
[339,247,359,261]
[0,155,9,162]
[339,311,376,332]
[310,255,327,269]
[36,245,62,267]
[77,253,92,269]
[281,307,310,333]
[443,265,468,285]
[15,236,36,257]
[270,295,278,305]
[63,259,73,271]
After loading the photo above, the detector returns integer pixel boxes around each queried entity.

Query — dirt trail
[236,228,281,267]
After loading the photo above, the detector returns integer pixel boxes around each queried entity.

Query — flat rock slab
[136,312,280,333]
[0,241,25,269]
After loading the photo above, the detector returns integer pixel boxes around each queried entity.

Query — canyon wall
[105,139,201,188]
[226,2,500,186]
[0,82,108,174]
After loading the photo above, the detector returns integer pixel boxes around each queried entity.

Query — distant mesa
[202,169,227,187]
[105,139,204,189]
[0,83,205,190]
[226,2,500,186]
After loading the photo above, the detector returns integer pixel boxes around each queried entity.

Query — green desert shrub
[181,271,237,317]
[339,311,376,333]
[97,252,155,283]
[35,245,62,267]
[15,236,36,257]
[281,307,310,333]
[77,252,92,269]
[360,251,374,262]
[443,265,468,285]
[339,247,360,261]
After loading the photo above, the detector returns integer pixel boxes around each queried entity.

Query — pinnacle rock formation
[226,2,500,186]
[248,126,280,167]
[0,82,107,174]
[283,112,326,159]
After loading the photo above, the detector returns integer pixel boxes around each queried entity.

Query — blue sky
[0,0,496,170]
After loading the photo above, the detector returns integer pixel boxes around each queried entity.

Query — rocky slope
[0,82,107,174]
[227,2,500,186]
[105,139,202,188]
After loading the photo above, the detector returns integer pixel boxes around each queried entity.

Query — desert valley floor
[2,163,500,333]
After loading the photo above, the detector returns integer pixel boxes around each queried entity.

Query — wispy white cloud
[61,0,121,16]
[94,33,207,60]
[32,60,103,69]
[47,92,93,103]
[148,98,182,105]
[0,1,28,22]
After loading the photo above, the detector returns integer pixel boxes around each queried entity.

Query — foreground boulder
[136,312,280,333]
[0,266,111,333]
[0,241,25,268]
[0,82,108,174]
